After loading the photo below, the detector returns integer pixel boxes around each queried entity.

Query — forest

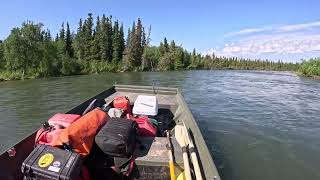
[0,13,301,81]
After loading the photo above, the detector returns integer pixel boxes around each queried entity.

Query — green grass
[298,58,320,78]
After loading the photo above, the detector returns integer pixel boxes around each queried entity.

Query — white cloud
[278,21,320,32]
[224,28,268,37]
[224,20,320,37]
[206,20,320,61]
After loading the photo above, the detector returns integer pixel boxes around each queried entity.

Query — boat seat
[133,137,184,179]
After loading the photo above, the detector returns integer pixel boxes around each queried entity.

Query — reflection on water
[0,70,319,180]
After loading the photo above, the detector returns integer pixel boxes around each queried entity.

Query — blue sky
[0,0,319,62]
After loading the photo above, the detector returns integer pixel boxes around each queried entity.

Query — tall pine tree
[83,13,94,60]
[100,14,113,62]
[65,22,73,58]
[59,23,65,41]
[91,16,101,60]
[74,18,84,60]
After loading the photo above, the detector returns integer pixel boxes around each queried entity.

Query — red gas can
[131,115,157,137]
[35,113,81,145]
[113,96,131,114]
[48,113,81,128]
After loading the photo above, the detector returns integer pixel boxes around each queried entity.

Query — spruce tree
[55,33,59,42]
[169,40,176,52]
[57,22,66,60]
[174,47,184,70]
[163,37,169,53]
[106,16,113,62]
[0,40,4,69]
[126,28,131,47]
[119,24,125,60]
[146,25,151,46]
[123,22,136,70]
[74,18,84,60]
[65,22,73,58]
[132,18,143,67]
[91,16,101,60]
[59,23,65,41]
[190,48,197,69]
[100,14,113,62]
[83,13,94,60]
[141,27,146,49]
[100,14,108,61]
[112,20,121,63]
[44,30,51,42]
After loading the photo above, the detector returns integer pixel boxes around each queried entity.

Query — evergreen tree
[174,47,184,70]
[123,22,136,70]
[74,18,84,60]
[91,16,101,60]
[41,30,59,76]
[183,50,191,68]
[159,37,169,55]
[146,25,151,46]
[163,37,169,52]
[119,24,125,60]
[59,23,65,41]
[57,22,67,63]
[141,27,146,49]
[0,40,4,69]
[126,28,131,47]
[132,18,143,67]
[100,14,108,61]
[189,48,198,69]
[55,33,59,42]
[112,20,124,63]
[44,30,52,41]
[106,16,113,62]
[65,22,73,58]
[169,40,176,52]
[83,13,94,60]
[100,14,113,62]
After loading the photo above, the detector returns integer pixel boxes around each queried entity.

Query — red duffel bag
[51,108,109,157]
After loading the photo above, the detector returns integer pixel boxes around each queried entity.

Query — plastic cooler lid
[133,95,158,116]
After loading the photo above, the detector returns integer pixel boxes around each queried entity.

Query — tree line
[0,13,300,81]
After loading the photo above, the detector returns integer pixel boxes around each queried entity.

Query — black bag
[95,118,138,157]
[85,143,134,178]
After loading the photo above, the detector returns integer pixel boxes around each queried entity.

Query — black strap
[182,146,188,153]
[189,147,196,154]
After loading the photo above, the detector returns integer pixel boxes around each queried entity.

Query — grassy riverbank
[0,61,122,81]
[298,58,320,79]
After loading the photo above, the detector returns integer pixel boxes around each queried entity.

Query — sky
[0,0,319,62]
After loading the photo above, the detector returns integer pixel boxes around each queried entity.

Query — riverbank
[0,71,36,82]
[0,68,300,82]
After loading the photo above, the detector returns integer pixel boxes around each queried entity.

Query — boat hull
[0,85,220,180]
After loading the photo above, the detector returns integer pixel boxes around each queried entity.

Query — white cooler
[133,95,158,116]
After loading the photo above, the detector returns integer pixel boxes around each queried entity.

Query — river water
[0,70,319,180]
